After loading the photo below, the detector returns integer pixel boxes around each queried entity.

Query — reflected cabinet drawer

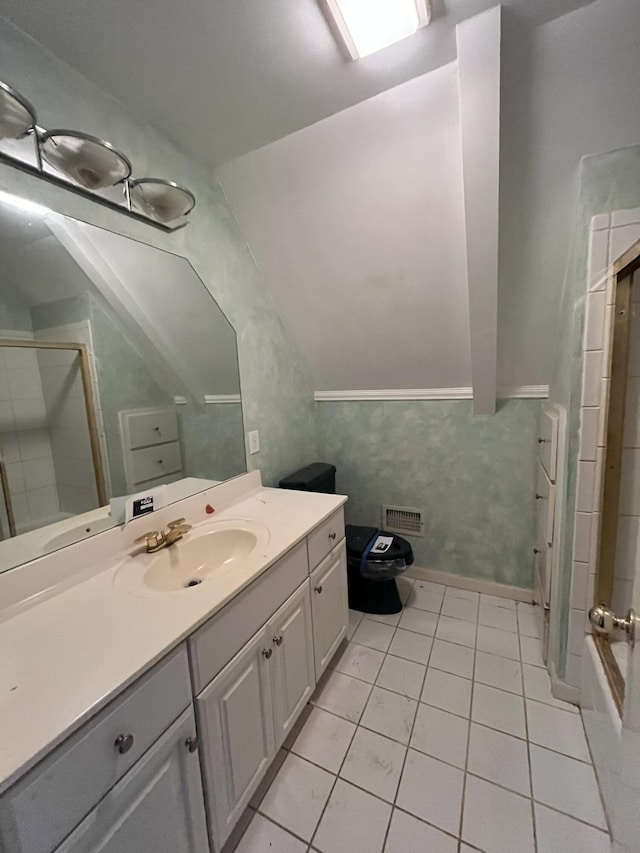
[307,508,345,571]
[0,646,192,853]
[130,441,182,484]
[126,409,179,450]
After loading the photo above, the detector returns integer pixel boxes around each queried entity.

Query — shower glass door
[0,339,106,539]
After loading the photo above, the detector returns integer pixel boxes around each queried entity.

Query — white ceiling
[0,0,595,167]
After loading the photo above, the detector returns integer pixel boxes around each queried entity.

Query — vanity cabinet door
[56,709,208,853]
[309,541,348,678]
[196,626,275,850]
[268,580,316,748]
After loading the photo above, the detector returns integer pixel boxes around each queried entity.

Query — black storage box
[279,463,336,494]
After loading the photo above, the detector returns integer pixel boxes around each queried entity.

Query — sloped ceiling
[218,63,471,391]
[0,0,596,167]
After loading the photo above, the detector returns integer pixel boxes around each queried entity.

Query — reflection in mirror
[0,190,246,571]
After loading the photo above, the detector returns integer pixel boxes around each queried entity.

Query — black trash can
[346,524,414,615]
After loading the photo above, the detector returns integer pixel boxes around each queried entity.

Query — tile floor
[226,579,611,853]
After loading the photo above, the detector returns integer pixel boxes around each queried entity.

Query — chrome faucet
[134,518,192,553]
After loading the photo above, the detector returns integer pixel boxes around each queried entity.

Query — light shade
[324,0,430,59]
[41,130,132,190]
[0,81,37,141]
[130,179,196,223]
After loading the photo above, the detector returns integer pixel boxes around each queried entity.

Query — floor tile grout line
[306,588,419,852]
[575,696,612,837]
[283,733,609,834]
[248,589,586,853]
[457,592,480,851]
[379,585,442,852]
[516,601,539,853]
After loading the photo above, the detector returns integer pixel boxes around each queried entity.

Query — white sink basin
[114,519,270,594]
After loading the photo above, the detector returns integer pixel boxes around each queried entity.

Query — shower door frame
[0,338,107,535]
[594,245,640,714]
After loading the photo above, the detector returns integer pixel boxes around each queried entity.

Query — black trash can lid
[345,524,413,564]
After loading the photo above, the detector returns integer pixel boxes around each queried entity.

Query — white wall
[498,0,640,387]
[219,0,640,396]
[218,62,471,392]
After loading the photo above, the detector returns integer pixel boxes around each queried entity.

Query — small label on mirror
[123,486,168,524]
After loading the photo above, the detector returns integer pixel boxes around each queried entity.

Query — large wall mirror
[0,190,246,572]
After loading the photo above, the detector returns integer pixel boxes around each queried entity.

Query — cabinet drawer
[534,530,552,608]
[0,646,191,853]
[55,708,208,853]
[130,441,182,484]
[538,406,559,482]
[125,409,179,450]
[535,461,556,545]
[307,508,345,571]
[189,541,309,693]
[310,541,348,677]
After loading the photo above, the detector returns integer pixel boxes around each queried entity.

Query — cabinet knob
[535,493,543,500]
[262,648,273,659]
[273,635,283,646]
[114,733,134,754]
[185,736,199,753]
[328,532,337,541]
[314,585,323,594]
[533,548,541,555]
[537,437,546,444]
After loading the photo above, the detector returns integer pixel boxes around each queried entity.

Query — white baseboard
[550,660,581,707]
[314,385,549,402]
[405,566,535,603]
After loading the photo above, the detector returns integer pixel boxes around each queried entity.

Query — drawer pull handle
[262,648,273,659]
[535,493,543,500]
[114,733,134,754]
[273,635,283,646]
[533,548,541,555]
[315,585,323,594]
[537,437,546,444]
[328,532,337,541]
[185,736,199,753]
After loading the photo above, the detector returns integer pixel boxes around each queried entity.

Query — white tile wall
[571,210,640,689]
[0,340,60,533]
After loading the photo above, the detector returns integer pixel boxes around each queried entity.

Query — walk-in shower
[0,338,106,540]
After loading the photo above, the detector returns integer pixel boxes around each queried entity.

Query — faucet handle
[167,518,187,530]
[134,531,162,549]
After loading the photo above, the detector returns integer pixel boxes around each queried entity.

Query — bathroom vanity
[0,473,348,852]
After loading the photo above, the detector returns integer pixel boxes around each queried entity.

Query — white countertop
[0,475,346,794]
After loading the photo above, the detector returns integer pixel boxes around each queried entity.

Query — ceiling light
[40,130,132,190]
[129,179,196,224]
[0,81,37,140]
[324,0,431,59]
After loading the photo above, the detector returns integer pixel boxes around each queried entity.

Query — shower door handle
[589,604,640,648]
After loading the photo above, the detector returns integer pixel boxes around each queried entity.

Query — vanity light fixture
[130,178,196,224]
[0,79,196,231]
[323,0,431,59]
[41,130,132,190]
[0,81,37,140]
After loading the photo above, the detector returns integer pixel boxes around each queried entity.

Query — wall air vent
[382,505,424,537]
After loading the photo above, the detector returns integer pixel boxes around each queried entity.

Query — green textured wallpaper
[549,145,640,678]
[317,398,539,588]
[0,20,316,489]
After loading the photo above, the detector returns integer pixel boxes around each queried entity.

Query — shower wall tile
[609,222,640,267]
[579,408,598,461]
[584,291,606,351]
